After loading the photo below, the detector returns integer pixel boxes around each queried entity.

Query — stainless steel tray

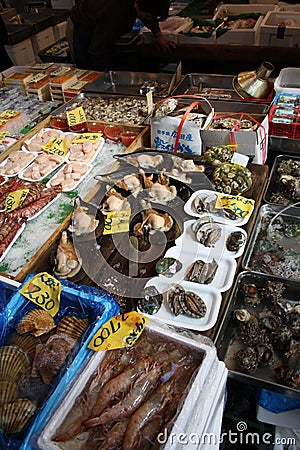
[215,271,300,400]
[269,135,300,154]
[172,73,241,100]
[51,92,149,126]
[210,99,270,115]
[242,204,300,281]
[263,154,300,206]
[83,71,175,98]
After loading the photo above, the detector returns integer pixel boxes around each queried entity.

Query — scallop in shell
[0,381,17,404]
[0,398,37,433]
[16,309,56,337]
[56,316,89,341]
[8,333,40,359]
[0,345,31,382]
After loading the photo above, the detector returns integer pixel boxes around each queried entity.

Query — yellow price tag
[88,311,149,351]
[103,209,131,235]
[0,120,7,127]
[66,107,87,127]
[5,189,29,213]
[216,194,255,218]
[0,110,20,119]
[42,137,70,157]
[0,131,7,144]
[72,133,102,144]
[20,272,62,317]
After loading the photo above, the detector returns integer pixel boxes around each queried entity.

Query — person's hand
[154,32,176,53]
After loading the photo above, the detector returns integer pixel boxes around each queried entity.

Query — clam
[134,209,173,236]
[196,222,221,247]
[124,154,164,169]
[16,309,56,337]
[0,398,37,433]
[116,174,142,195]
[138,286,163,315]
[54,231,82,279]
[56,316,89,341]
[155,257,182,278]
[101,188,130,214]
[68,198,99,236]
[0,345,31,382]
[8,333,40,359]
[0,381,17,404]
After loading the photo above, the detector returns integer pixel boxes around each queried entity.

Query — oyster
[0,398,37,433]
[226,231,246,253]
[101,188,130,214]
[138,286,163,315]
[236,347,258,374]
[68,198,99,235]
[275,340,300,388]
[16,310,56,337]
[192,193,218,215]
[185,259,218,284]
[154,98,178,117]
[279,174,300,201]
[56,316,89,341]
[155,257,182,278]
[54,231,82,279]
[134,209,173,236]
[195,222,221,247]
[256,343,274,366]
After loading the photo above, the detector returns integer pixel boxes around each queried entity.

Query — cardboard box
[201,113,269,164]
[259,11,300,46]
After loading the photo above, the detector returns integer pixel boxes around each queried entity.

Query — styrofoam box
[214,14,264,45]
[4,39,35,66]
[278,4,300,11]
[31,27,56,58]
[257,405,300,429]
[274,67,300,94]
[214,3,278,17]
[177,33,215,44]
[53,21,67,41]
[37,322,218,450]
[200,113,269,164]
[259,11,300,46]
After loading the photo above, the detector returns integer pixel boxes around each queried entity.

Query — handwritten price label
[66,107,87,127]
[20,272,62,317]
[0,132,7,144]
[88,311,149,351]
[103,209,131,235]
[5,189,29,213]
[42,137,70,157]
[0,110,20,119]
[216,194,255,218]
[73,133,102,144]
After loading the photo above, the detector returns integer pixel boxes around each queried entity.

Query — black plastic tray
[6,23,34,44]
[38,38,70,63]
[215,271,300,400]
[8,13,53,32]
[263,154,300,206]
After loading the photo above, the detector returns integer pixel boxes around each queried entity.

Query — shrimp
[85,364,161,428]
[97,420,128,450]
[123,380,174,449]
[83,358,150,426]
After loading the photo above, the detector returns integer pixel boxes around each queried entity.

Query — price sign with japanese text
[103,209,131,235]
[88,311,149,351]
[66,107,87,127]
[72,133,102,144]
[5,189,29,213]
[42,137,70,157]
[0,110,20,119]
[20,272,62,317]
[0,131,7,144]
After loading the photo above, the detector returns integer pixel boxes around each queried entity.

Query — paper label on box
[5,189,29,212]
[28,73,48,84]
[67,107,87,127]
[42,137,70,157]
[151,116,202,154]
[0,131,7,144]
[51,66,71,77]
[72,133,102,144]
[32,63,54,70]
[88,311,149,351]
[103,209,131,234]
[0,110,20,119]
[20,272,62,317]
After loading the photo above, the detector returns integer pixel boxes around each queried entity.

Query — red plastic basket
[269,105,300,139]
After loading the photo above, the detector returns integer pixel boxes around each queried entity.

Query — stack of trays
[3,71,34,95]
[49,72,77,103]
[26,73,50,101]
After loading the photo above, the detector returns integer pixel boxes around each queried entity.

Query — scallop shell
[0,398,37,433]
[56,316,89,341]
[8,333,40,359]
[0,346,31,382]
[16,309,56,337]
[0,381,17,404]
